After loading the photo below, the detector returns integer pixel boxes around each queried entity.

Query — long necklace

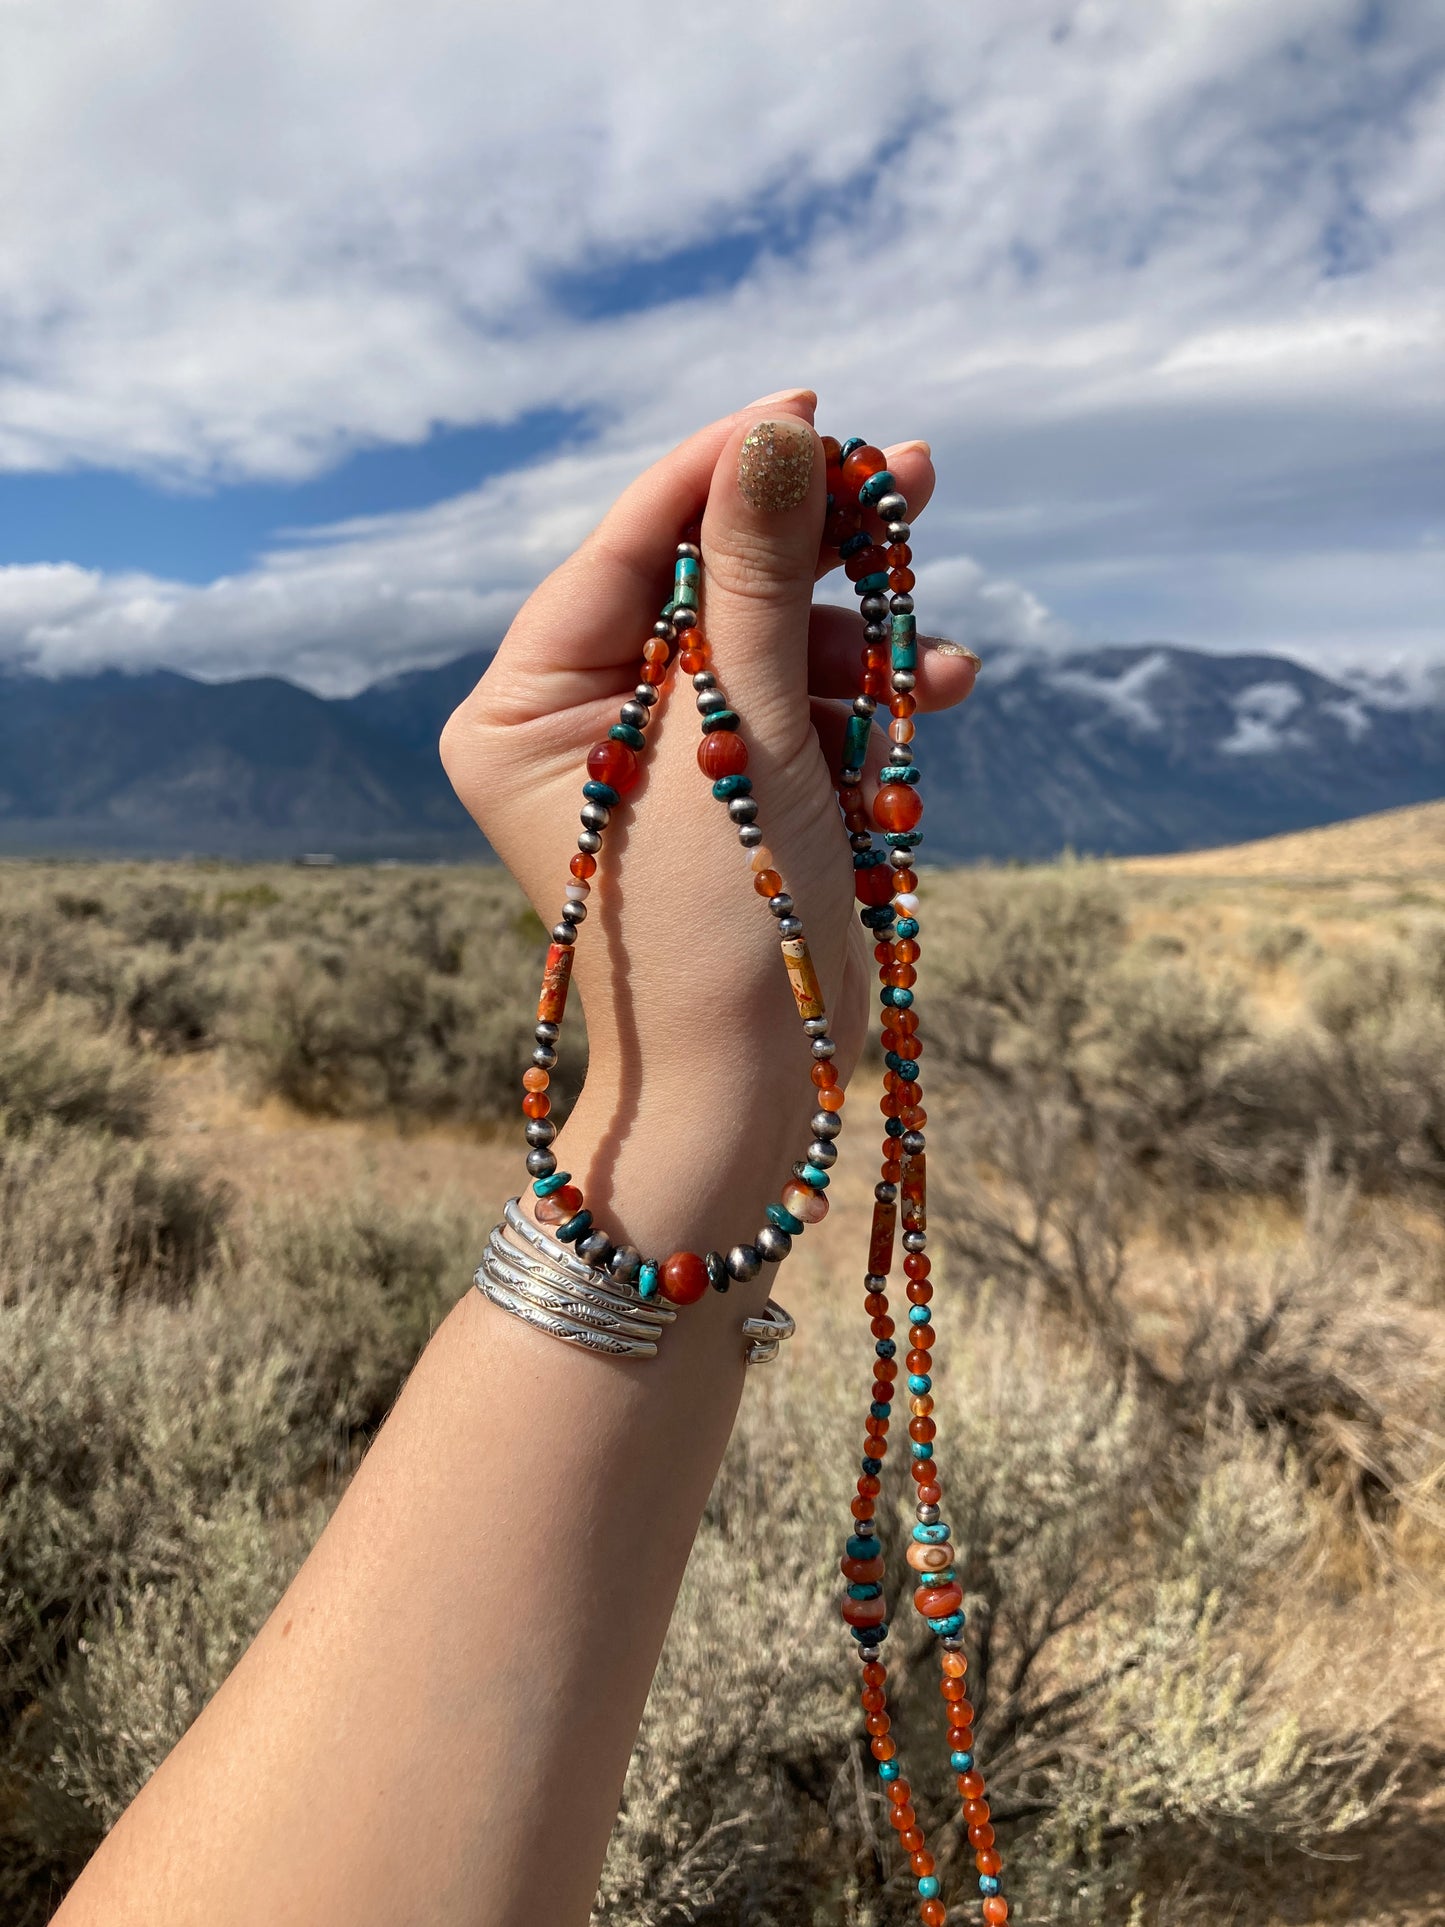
[511,436,1009,1925]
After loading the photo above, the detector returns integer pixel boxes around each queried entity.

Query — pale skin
[53,391,976,1927]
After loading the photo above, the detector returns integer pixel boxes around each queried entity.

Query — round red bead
[586,738,640,794]
[855,863,895,906]
[660,1250,709,1305]
[698,731,749,778]
[874,783,923,833]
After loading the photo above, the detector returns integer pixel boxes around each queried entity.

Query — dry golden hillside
[1121,797,1445,879]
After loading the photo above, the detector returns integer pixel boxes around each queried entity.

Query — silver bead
[609,1245,642,1284]
[768,892,793,918]
[560,898,587,924]
[839,767,864,786]
[886,520,911,543]
[888,744,912,764]
[634,683,659,707]
[806,1139,838,1168]
[526,1148,557,1177]
[726,1243,762,1282]
[577,1229,614,1266]
[673,606,698,631]
[890,593,914,615]
[535,1020,560,1044]
[902,1229,928,1252]
[875,1181,898,1203]
[803,1016,828,1038]
[858,1643,880,1663]
[653,618,673,639]
[697,689,727,714]
[874,491,907,522]
[550,922,576,945]
[810,1036,835,1059]
[892,671,916,692]
[577,829,603,854]
[811,1110,842,1139]
[757,1224,792,1262]
[532,1045,558,1070]
[863,622,888,645]
[524,1118,557,1146]
[852,695,876,718]
[941,1633,965,1652]
[890,847,914,868]
[917,1502,942,1525]
[738,824,764,848]
[859,593,889,622]
[865,1273,887,1290]
[619,701,648,730]
[778,915,803,939]
[902,1130,926,1155]
[676,540,701,560]
[580,801,611,831]
[850,832,873,853]
[728,797,758,825]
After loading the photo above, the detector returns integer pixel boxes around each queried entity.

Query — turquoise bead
[532,1170,572,1197]
[583,780,620,806]
[843,713,872,770]
[911,1441,934,1460]
[908,1304,931,1325]
[917,1876,940,1900]
[712,774,752,801]
[859,469,895,505]
[838,436,866,462]
[798,1162,830,1189]
[891,611,916,645]
[854,570,890,596]
[892,642,918,673]
[913,1522,950,1542]
[556,1210,592,1243]
[897,916,920,938]
[766,1201,805,1236]
[951,1751,974,1773]
[609,722,646,751]
[674,555,700,582]
[930,1609,967,1637]
[702,708,739,733]
[673,580,699,610]
[897,1059,918,1079]
[908,1373,931,1394]
[979,1876,1000,1896]
[878,1759,900,1781]
[847,1581,883,1600]
[846,1534,878,1559]
[637,1261,660,1299]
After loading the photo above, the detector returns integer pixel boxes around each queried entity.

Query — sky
[0,0,1441,697]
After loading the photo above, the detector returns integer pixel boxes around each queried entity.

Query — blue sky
[0,0,1441,695]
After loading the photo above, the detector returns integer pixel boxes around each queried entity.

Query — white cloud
[0,0,1441,683]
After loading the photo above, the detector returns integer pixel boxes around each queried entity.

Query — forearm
[54,1020,812,1927]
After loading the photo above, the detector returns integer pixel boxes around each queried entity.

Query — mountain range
[0,644,1441,863]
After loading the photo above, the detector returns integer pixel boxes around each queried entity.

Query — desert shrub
[119,948,225,1053]
[0,1124,226,1301]
[0,989,153,1140]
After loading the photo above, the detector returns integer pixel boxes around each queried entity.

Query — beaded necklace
[516,435,1009,1926]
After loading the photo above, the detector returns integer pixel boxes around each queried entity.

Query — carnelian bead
[812,1060,839,1087]
[861,1687,886,1712]
[845,544,888,581]
[818,1087,845,1111]
[660,1251,709,1305]
[958,1770,985,1800]
[820,434,842,465]
[522,1092,551,1119]
[587,737,640,795]
[970,1823,996,1849]
[886,542,912,568]
[865,1712,890,1737]
[679,647,708,675]
[890,1803,915,1831]
[910,1850,935,1877]
[753,868,783,897]
[842,1553,885,1583]
[698,731,749,778]
[982,1900,1009,1925]
[522,1067,550,1092]
[858,1474,882,1496]
[916,1582,964,1618]
[917,1481,943,1505]
[870,1734,896,1760]
[843,1595,887,1627]
[862,1661,886,1686]
[964,1799,990,1824]
[949,1728,975,1753]
[889,566,916,593]
[874,784,924,833]
[840,443,887,492]
[640,660,667,686]
[887,1781,912,1806]
[642,637,670,662]
[900,1827,925,1853]
[921,1903,947,1927]
[942,1651,968,1676]
[855,863,895,906]
[976,1849,1002,1876]
[910,1416,936,1442]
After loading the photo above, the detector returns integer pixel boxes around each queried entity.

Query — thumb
[698,405,825,751]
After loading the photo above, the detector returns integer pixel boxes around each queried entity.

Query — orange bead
[890,1803,916,1831]
[660,1250,709,1305]
[917,1481,942,1505]
[698,730,749,778]
[889,567,916,593]
[958,1770,985,1800]
[855,862,896,906]
[818,1087,845,1111]
[862,1661,887,1686]
[909,1415,936,1441]
[860,1687,886,1712]
[841,1553,885,1584]
[522,1067,550,1092]
[874,783,924,833]
[910,1850,935,1877]
[969,1823,996,1849]
[982,1899,1009,1925]
[642,636,670,662]
[753,868,783,897]
[942,1651,968,1677]
[900,1827,925,1853]
[887,1780,913,1806]
[921,1903,947,1927]
[841,443,887,492]
[522,1092,551,1119]
[865,1712,890,1737]
[535,1184,582,1224]
[871,1734,896,1760]
[976,1849,1002,1876]
[679,646,708,674]
[587,738,639,795]
[964,1799,990,1824]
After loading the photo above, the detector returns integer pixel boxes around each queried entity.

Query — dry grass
[0,843,1442,1926]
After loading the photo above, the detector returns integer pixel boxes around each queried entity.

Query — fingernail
[737,417,816,512]
[894,438,932,458]
[748,386,816,408]
[928,638,981,669]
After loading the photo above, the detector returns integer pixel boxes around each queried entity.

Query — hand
[440,390,977,1269]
